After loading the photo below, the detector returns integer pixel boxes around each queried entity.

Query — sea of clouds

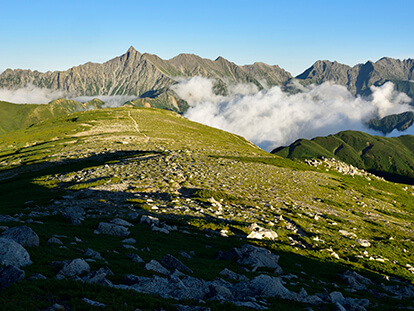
[172,77,414,150]
[0,78,413,151]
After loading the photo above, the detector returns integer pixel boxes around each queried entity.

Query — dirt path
[128,111,150,143]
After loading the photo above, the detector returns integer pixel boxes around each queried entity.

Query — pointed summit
[127,46,137,53]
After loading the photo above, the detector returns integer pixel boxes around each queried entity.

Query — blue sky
[1,0,413,76]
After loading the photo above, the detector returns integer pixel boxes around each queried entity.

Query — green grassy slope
[272,130,414,183]
[0,108,413,310]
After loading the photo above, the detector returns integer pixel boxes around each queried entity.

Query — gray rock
[127,253,144,263]
[0,215,20,222]
[58,258,90,277]
[145,259,170,275]
[47,237,63,245]
[150,224,170,234]
[219,268,248,282]
[247,274,291,298]
[62,206,85,225]
[0,265,25,289]
[160,254,193,273]
[1,226,39,247]
[109,218,134,227]
[82,297,106,308]
[84,248,104,260]
[236,244,281,269]
[175,305,211,311]
[179,250,192,259]
[356,239,371,247]
[0,237,32,267]
[96,222,130,237]
[247,223,278,240]
[140,215,159,226]
[44,303,66,311]
[340,270,373,290]
[28,273,47,280]
[122,238,137,244]
[84,267,113,286]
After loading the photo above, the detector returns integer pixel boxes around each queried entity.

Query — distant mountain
[368,111,414,134]
[296,57,414,101]
[272,130,414,184]
[0,47,292,111]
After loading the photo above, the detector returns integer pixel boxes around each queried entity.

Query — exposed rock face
[0,46,291,102]
[296,57,414,99]
[1,226,39,247]
[0,237,32,267]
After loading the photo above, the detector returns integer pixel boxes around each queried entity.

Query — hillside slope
[0,108,413,310]
[272,130,414,184]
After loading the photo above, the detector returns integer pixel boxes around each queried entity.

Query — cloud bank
[0,85,137,107]
[0,84,65,104]
[173,77,414,150]
[73,95,137,108]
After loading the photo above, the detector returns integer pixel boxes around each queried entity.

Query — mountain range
[1,46,413,107]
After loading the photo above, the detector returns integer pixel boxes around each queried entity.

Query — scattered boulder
[175,305,211,311]
[356,239,371,247]
[84,267,113,286]
[127,253,144,263]
[219,268,248,282]
[44,303,66,311]
[57,258,90,278]
[82,297,106,308]
[96,222,130,237]
[339,230,357,239]
[84,248,104,260]
[0,215,20,223]
[160,254,193,274]
[150,224,170,234]
[0,265,25,290]
[247,223,278,240]
[0,237,32,267]
[109,218,134,227]
[246,274,291,299]
[1,226,39,247]
[122,238,136,244]
[62,206,85,225]
[140,215,159,226]
[236,244,281,269]
[47,237,63,245]
[340,270,374,291]
[145,259,170,275]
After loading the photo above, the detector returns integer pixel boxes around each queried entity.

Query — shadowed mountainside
[272,130,414,184]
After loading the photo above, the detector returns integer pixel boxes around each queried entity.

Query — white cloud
[0,84,65,104]
[177,77,414,151]
[73,95,137,108]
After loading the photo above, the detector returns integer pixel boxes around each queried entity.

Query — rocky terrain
[0,107,413,310]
